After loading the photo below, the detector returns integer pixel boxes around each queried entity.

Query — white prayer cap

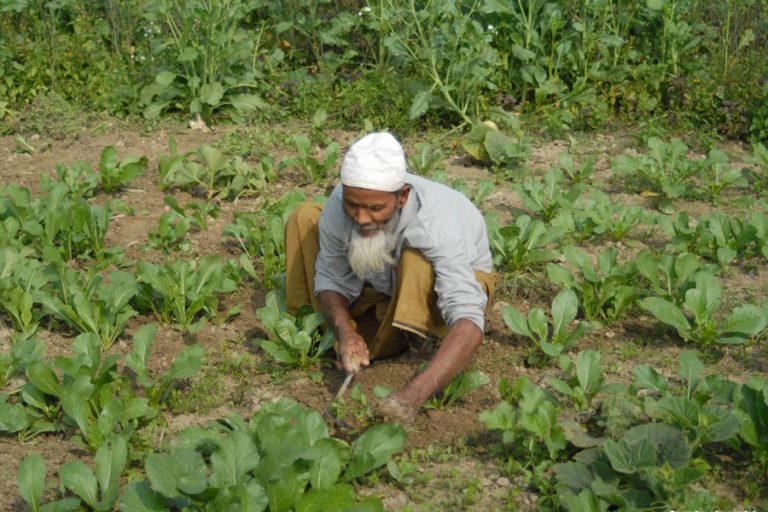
[340,132,406,192]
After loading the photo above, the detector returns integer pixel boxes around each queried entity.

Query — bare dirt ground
[0,120,766,511]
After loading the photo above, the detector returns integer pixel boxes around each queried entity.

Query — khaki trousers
[284,202,496,359]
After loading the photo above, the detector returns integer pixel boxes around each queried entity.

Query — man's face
[342,185,409,237]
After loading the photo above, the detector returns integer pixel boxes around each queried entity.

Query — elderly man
[284,132,496,423]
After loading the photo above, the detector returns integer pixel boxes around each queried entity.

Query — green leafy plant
[408,141,444,176]
[502,289,592,358]
[376,0,499,125]
[634,249,713,305]
[480,376,567,461]
[0,248,50,341]
[462,122,532,174]
[40,161,99,200]
[514,168,583,222]
[144,210,192,254]
[37,267,138,349]
[19,436,127,512]
[254,290,335,371]
[556,152,595,184]
[223,190,309,287]
[120,399,405,510]
[554,190,650,243]
[289,134,340,184]
[424,368,489,410]
[125,324,203,409]
[546,246,639,324]
[0,337,43,389]
[486,213,566,272]
[97,145,148,194]
[611,137,696,210]
[546,350,607,411]
[639,271,767,346]
[139,0,268,123]
[695,148,748,205]
[159,143,267,200]
[135,256,237,332]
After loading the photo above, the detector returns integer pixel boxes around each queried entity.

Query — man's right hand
[339,332,370,374]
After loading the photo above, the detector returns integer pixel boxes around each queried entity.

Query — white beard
[347,211,400,280]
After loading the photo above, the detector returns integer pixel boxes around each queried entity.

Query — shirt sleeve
[409,215,489,332]
[313,194,364,302]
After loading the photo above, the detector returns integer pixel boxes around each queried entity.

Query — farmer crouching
[284,132,496,423]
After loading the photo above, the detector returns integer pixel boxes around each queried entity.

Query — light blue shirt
[315,174,493,331]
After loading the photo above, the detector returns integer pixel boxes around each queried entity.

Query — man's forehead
[342,185,398,204]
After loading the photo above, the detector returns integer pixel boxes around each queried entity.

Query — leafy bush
[120,399,405,510]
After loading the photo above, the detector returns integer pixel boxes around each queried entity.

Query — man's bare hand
[339,333,370,374]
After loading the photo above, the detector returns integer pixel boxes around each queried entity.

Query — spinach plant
[486,213,566,272]
[479,377,567,461]
[546,246,639,324]
[639,272,766,345]
[502,289,592,358]
[125,324,203,409]
[19,436,127,512]
[135,256,237,332]
[289,134,340,184]
[97,145,148,194]
[611,137,696,209]
[144,211,192,254]
[634,249,713,305]
[37,267,138,349]
[424,369,489,410]
[514,168,583,222]
[0,248,50,341]
[695,148,748,205]
[223,190,308,287]
[159,144,267,200]
[408,141,444,176]
[120,399,405,511]
[0,337,43,389]
[255,290,335,371]
[546,350,607,411]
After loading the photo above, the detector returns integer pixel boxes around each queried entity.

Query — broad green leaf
[228,93,267,112]
[200,81,224,106]
[295,483,356,512]
[344,424,405,480]
[126,324,157,388]
[639,297,690,332]
[575,350,602,395]
[145,449,207,497]
[633,365,669,395]
[18,454,45,512]
[722,304,766,335]
[26,361,61,397]
[552,289,579,335]
[163,345,203,381]
[500,305,530,337]
[210,430,260,487]
[304,438,350,490]
[118,481,167,512]
[408,90,433,120]
[528,308,548,344]
[678,351,704,393]
[95,436,127,509]
[59,460,98,507]
[603,436,655,474]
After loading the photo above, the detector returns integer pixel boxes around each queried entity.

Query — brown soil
[0,122,766,511]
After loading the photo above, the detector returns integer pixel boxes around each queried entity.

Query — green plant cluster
[2,0,767,141]
[481,350,768,511]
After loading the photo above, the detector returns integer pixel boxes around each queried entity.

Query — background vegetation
[1,0,767,140]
